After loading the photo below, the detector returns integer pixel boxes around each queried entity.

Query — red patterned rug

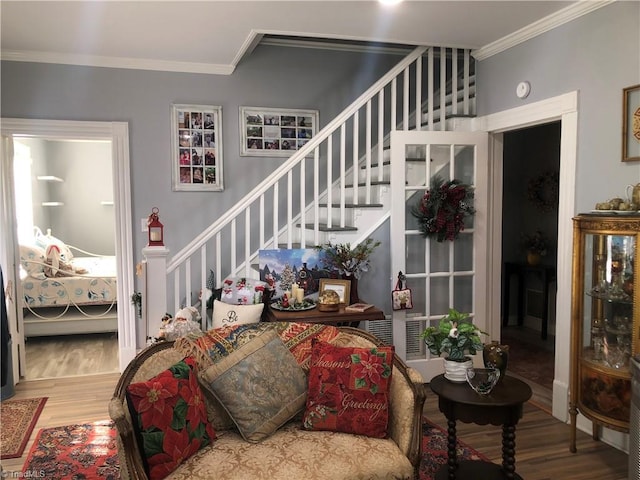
[22,421,120,479]
[0,397,47,459]
[420,419,490,479]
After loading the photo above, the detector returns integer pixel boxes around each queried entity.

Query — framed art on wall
[622,84,640,162]
[239,106,318,157]
[171,103,223,191]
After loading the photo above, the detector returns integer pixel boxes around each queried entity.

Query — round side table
[430,374,532,480]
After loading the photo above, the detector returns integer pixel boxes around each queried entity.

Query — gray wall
[1,45,400,262]
[16,138,115,255]
[477,1,640,211]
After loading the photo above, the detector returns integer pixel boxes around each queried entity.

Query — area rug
[0,396,47,459]
[420,419,490,479]
[22,421,120,479]
[501,332,554,390]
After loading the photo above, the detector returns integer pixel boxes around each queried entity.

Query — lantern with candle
[147,207,164,247]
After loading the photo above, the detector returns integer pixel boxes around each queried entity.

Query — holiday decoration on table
[412,176,475,242]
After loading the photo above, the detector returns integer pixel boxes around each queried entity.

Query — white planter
[443,357,473,383]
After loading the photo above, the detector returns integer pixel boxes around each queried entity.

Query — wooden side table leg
[446,418,458,480]
[502,423,517,479]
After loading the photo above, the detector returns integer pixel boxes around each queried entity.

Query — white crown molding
[472,0,615,61]
[0,49,235,75]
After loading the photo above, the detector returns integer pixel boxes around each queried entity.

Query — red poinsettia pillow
[302,340,394,438]
[126,356,216,480]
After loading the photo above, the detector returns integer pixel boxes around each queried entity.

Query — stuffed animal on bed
[44,244,88,277]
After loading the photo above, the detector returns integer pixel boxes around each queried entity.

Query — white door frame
[474,91,578,422]
[0,118,137,373]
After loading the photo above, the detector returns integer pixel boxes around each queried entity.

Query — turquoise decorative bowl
[465,367,500,395]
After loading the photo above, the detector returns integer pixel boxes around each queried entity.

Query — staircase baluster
[365,100,372,204]
[299,159,306,248]
[352,111,359,206]
[340,123,346,228]
[377,89,385,183]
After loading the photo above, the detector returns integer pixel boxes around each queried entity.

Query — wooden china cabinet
[569,213,640,452]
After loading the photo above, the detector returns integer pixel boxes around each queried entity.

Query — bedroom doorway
[0,119,137,387]
[14,137,120,380]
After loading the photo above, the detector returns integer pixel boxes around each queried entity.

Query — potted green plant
[420,308,486,382]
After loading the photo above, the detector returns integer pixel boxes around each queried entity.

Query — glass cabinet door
[583,232,634,371]
[570,213,640,452]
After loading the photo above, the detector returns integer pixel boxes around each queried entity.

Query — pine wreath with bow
[412,176,476,242]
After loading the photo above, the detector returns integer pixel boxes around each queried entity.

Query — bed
[19,232,118,337]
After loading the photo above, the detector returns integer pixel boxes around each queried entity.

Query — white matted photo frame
[319,278,351,305]
[171,103,224,191]
[622,84,640,162]
[240,106,319,157]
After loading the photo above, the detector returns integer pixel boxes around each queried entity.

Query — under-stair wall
[143,46,476,339]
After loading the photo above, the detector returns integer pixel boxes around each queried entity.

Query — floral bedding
[21,256,117,308]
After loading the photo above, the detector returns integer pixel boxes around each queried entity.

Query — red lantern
[147,207,164,247]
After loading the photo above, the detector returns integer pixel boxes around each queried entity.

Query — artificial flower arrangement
[420,308,485,362]
[315,238,381,279]
[411,176,475,242]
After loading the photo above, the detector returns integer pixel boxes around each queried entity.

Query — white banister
[142,246,169,341]
[146,45,477,328]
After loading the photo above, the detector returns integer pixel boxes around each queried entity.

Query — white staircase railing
[142,46,475,339]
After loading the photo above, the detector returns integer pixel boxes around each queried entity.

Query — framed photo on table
[171,103,224,191]
[240,106,318,157]
[319,278,351,305]
[622,84,640,162]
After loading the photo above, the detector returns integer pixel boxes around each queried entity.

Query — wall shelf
[36,175,64,182]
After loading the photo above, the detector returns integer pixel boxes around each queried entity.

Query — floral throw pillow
[125,357,216,480]
[302,340,394,438]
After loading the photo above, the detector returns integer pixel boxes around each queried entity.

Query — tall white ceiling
[0,1,611,74]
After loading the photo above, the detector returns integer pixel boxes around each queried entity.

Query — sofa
[109,321,427,480]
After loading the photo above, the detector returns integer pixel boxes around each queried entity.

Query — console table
[265,303,384,327]
[430,374,532,480]
[502,261,556,339]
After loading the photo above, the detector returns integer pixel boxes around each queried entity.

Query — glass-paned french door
[389,130,489,380]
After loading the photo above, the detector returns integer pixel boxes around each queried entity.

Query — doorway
[13,137,120,380]
[483,91,578,422]
[500,121,561,408]
[0,118,137,387]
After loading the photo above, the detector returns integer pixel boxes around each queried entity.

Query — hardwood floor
[1,372,629,479]
[24,332,119,380]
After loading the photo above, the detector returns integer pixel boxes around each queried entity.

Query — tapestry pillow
[220,276,267,305]
[211,299,263,329]
[302,339,394,438]
[125,356,216,480]
[199,328,308,442]
[19,245,47,280]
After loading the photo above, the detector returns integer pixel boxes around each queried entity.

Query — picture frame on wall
[171,103,224,191]
[239,106,319,157]
[319,278,351,305]
[622,84,640,162]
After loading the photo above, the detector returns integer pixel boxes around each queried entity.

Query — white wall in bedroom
[19,138,115,255]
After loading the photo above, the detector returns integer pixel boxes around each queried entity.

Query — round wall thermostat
[516,81,531,99]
